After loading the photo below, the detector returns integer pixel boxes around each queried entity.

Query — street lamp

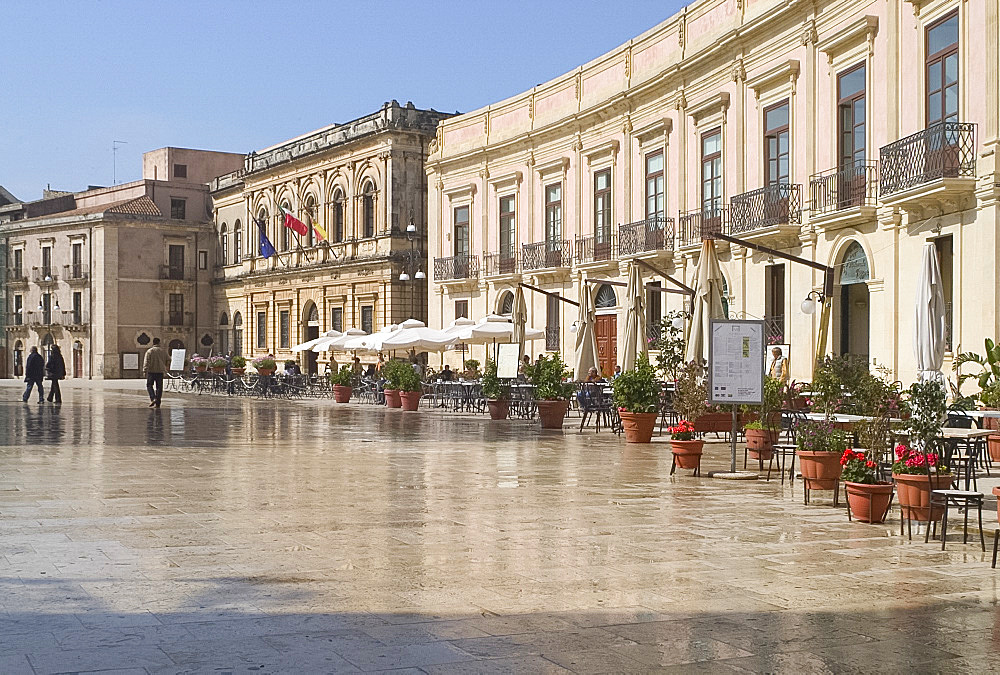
[800,290,824,315]
[398,214,425,317]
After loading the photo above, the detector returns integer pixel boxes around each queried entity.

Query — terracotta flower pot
[693,412,731,433]
[988,435,1000,463]
[384,389,402,408]
[893,472,953,522]
[844,482,894,523]
[620,411,658,443]
[400,390,421,411]
[195,365,207,373]
[257,368,275,377]
[797,451,843,491]
[537,399,569,429]
[671,439,704,469]
[746,428,779,460]
[232,368,245,376]
[333,385,352,403]
[487,399,509,420]
[211,366,225,374]
[982,409,999,431]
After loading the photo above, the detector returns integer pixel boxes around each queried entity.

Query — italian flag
[279,205,309,236]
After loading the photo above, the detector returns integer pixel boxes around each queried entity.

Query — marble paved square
[0,381,998,674]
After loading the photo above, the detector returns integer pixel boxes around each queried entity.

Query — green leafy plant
[904,379,947,451]
[464,359,481,378]
[397,364,422,392]
[207,356,228,369]
[840,449,886,485]
[230,355,246,368]
[382,359,409,390]
[612,353,660,413]
[744,419,765,431]
[650,311,686,380]
[812,355,902,417]
[251,356,276,371]
[955,338,1000,401]
[796,419,849,454]
[330,365,353,387]
[481,359,509,400]
[673,360,709,423]
[743,376,784,432]
[525,353,575,400]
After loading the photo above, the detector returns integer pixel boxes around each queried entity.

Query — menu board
[496,343,520,379]
[169,349,186,372]
[708,320,764,405]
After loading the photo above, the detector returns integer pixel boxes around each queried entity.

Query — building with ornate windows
[210,101,451,374]
[0,148,244,378]
[427,0,999,382]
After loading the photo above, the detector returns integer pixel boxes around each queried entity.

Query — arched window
[838,241,870,285]
[307,304,319,324]
[304,194,316,247]
[219,312,229,326]
[168,339,184,353]
[257,209,268,257]
[595,284,617,309]
[332,188,345,243]
[220,223,228,266]
[721,276,730,319]
[279,201,291,251]
[498,291,514,316]
[233,220,242,263]
[362,181,375,238]
[232,311,243,357]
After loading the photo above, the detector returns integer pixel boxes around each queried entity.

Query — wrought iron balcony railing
[7,312,25,327]
[433,254,479,281]
[618,216,675,256]
[574,232,615,264]
[809,161,879,215]
[764,315,785,346]
[730,183,802,234]
[159,265,195,281]
[6,269,27,284]
[879,121,977,197]
[522,240,572,270]
[26,311,56,326]
[545,326,560,351]
[678,206,728,247]
[32,268,57,283]
[63,263,90,282]
[161,311,194,327]
[484,251,519,276]
[61,309,90,327]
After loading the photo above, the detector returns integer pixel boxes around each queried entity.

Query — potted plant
[670,360,709,468]
[840,449,893,523]
[744,376,783,460]
[667,419,702,470]
[190,355,208,373]
[612,353,660,443]
[525,353,575,429]
[651,311,686,381]
[398,364,423,411]
[381,359,407,408]
[980,383,1000,462]
[330,365,353,403]
[464,358,481,379]
[796,419,849,492]
[208,356,228,374]
[231,355,246,375]
[893,379,951,522]
[251,356,276,376]
[481,359,510,420]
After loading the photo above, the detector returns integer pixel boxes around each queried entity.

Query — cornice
[816,15,879,63]
[582,140,620,164]
[745,59,800,99]
[488,170,523,192]
[687,91,731,121]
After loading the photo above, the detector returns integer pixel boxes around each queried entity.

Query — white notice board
[708,320,764,405]
[169,349,186,372]
[496,343,520,379]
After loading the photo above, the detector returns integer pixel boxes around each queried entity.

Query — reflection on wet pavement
[0,383,997,673]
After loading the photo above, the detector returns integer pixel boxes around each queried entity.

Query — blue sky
[0,1,688,201]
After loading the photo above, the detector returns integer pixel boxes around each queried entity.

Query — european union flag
[256,218,276,258]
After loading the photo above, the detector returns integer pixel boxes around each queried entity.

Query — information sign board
[122,353,139,371]
[169,349,186,372]
[708,320,764,405]
[496,343,520,379]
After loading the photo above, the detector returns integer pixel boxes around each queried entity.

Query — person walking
[22,346,44,403]
[45,344,66,403]
[142,337,168,407]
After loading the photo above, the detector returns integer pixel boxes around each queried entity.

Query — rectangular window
[41,246,52,278]
[13,249,22,276]
[764,101,790,185]
[360,305,374,334]
[838,65,866,167]
[71,242,83,279]
[168,293,184,326]
[934,235,954,350]
[331,307,343,333]
[645,152,665,219]
[545,294,560,351]
[168,244,185,280]
[499,195,515,259]
[14,294,22,325]
[173,164,187,179]
[72,291,82,325]
[701,129,723,213]
[170,198,186,220]
[545,183,562,243]
[453,206,470,258]
[455,300,468,319]
[593,169,611,242]
[256,311,267,349]
[765,264,785,345]
[279,310,290,349]
[647,281,661,340]
[198,250,208,270]
[926,12,959,126]
[333,200,344,242]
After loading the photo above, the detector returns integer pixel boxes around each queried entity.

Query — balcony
[26,311,57,327]
[879,122,977,210]
[809,161,879,230]
[5,312,26,330]
[618,216,675,258]
[764,315,785,346]
[63,263,90,284]
[62,309,89,330]
[574,232,615,267]
[678,206,728,249]
[433,254,479,282]
[159,265,195,281]
[161,311,193,329]
[522,240,572,272]
[729,183,802,244]
[483,252,519,277]
[545,326,560,351]
[32,268,57,284]
[6,269,27,286]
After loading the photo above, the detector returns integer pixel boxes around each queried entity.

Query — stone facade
[1,148,244,378]
[426,0,1000,382]
[210,101,451,374]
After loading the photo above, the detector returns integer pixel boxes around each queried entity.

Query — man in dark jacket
[22,346,44,403]
[45,344,66,404]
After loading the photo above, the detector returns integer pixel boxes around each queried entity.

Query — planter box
[694,412,735,433]
[671,439,704,469]
[384,389,402,408]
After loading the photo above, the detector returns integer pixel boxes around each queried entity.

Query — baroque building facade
[210,101,450,374]
[0,148,244,378]
[426,0,999,382]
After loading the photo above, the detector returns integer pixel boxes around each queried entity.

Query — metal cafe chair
[923,439,987,552]
[578,383,621,434]
[770,408,807,484]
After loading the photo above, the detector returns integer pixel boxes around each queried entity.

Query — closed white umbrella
[314,327,366,352]
[621,262,648,370]
[512,286,528,363]
[914,242,947,382]
[684,239,727,363]
[574,282,599,379]
[380,319,455,352]
[291,329,341,352]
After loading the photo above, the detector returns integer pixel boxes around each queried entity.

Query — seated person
[284,360,300,376]
[576,367,602,408]
[364,363,377,379]
[439,364,455,381]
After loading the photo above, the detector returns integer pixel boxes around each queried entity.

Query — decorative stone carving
[731,58,746,82]
[800,18,818,46]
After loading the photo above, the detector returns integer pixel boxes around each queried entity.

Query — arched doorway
[41,333,55,360]
[232,312,243,357]
[13,340,23,378]
[218,312,229,355]
[594,283,618,377]
[72,340,83,378]
[302,302,320,375]
[835,241,870,360]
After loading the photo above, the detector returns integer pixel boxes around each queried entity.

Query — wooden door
[595,314,617,378]
[73,348,83,378]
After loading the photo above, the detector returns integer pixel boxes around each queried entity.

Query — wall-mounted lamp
[800,290,825,315]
